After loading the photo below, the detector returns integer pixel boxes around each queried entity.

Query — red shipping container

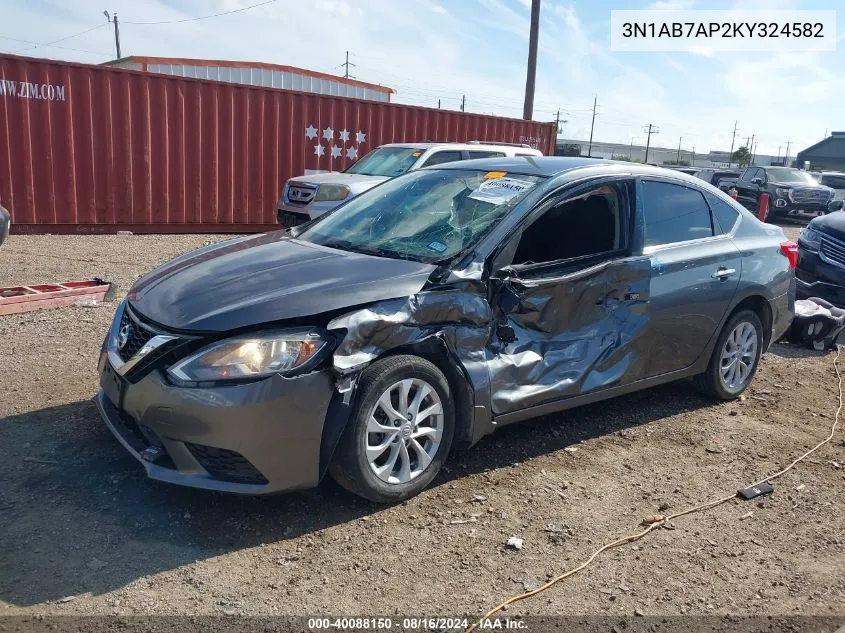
[0,54,556,234]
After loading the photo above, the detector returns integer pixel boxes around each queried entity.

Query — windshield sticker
[468,177,535,204]
[484,171,507,179]
[412,151,422,157]
[427,241,448,253]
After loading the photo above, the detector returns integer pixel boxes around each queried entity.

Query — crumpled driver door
[486,256,652,417]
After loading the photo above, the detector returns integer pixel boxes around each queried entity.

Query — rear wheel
[695,309,763,400]
[329,355,454,503]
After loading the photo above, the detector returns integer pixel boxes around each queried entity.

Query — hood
[290,171,391,192]
[810,211,845,242]
[127,233,436,332]
[770,180,831,191]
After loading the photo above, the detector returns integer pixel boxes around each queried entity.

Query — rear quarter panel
[730,213,795,343]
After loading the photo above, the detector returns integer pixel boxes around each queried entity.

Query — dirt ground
[1,227,844,622]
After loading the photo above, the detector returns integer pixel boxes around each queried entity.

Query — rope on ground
[469,346,843,631]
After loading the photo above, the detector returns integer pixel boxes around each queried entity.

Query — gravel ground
[1,227,844,622]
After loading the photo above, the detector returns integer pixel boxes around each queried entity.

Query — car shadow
[0,379,718,607]
[766,341,833,360]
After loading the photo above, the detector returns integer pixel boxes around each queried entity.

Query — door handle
[712,267,736,279]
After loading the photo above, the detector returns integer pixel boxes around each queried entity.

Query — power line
[122,0,279,25]
[0,36,107,56]
[9,22,108,54]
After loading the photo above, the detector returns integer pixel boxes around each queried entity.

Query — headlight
[798,227,822,251]
[314,184,351,202]
[168,330,328,383]
[775,187,790,198]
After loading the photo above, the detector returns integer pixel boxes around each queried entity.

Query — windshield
[298,169,545,263]
[344,147,424,177]
[767,168,818,184]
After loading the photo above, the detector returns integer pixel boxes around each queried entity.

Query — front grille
[117,309,155,362]
[286,184,316,206]
[185,443,268,485]
[820,234,845,268]
[278,210,310,227]
[791,188,831,205]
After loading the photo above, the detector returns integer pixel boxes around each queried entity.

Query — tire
[329,355,455,503]
[694,309,764,400]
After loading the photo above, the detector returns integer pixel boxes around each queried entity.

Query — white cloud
[666,58,686,73]
[689,45,715,57]
[649,0,694,9]
[426,2,448,15]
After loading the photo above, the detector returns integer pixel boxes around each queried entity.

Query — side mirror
[0,204,10,247]
[751,177,763,186]
[828,200,844,213]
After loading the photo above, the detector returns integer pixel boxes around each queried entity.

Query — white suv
[277,141,543,226]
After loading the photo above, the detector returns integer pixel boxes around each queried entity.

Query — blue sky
[1,0,841,157]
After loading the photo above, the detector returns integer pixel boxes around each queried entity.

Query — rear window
[641,180,714,247]
[468,150,506,159]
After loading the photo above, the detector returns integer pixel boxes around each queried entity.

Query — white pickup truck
[277,141,543,226]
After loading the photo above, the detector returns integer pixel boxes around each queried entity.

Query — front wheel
[329,355,454,503]
[694,310,764,400]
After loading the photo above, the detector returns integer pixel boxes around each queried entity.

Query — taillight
[779,241,798,269]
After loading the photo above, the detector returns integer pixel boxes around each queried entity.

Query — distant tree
[663,159,691,166]
[732,146,752,167]
[558,143,582,157]
[611,154,632,161]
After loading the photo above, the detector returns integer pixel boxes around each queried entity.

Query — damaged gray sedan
[97,157,796,502]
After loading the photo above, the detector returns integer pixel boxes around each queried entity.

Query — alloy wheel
[719,321,758,392]
[364,378,444,485]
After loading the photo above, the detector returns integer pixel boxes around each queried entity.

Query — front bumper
[276,200,344,226]
[796,247,845,307]
[770,198,830,217]
[97,356,336,494]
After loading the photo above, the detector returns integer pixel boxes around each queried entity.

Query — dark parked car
[97,158,796,502]
[796,202,845,305]
[734,166,835,220]
[695,168,741,188]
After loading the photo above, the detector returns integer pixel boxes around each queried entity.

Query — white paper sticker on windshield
[468,177,535,204]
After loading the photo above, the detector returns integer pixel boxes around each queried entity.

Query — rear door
[635,178,742,377]
[485,177,652,416]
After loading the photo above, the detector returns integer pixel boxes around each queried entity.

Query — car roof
[377,142,542,154]
[422,156,717,183]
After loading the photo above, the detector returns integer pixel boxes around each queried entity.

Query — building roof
[102,55,395,95]
[796,132,845,160]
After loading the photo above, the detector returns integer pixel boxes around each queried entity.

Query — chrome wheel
[720,321,758,391]
[365,378,444,485]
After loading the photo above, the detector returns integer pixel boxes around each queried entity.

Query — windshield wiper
[318,239,418,262]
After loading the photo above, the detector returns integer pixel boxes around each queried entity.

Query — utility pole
[692,146,696,165]
[587,95,598,157]
[751,139,757,165]
[728,120,739,168]
[784,139,791,166]
[104,11,121,59]
[642,123,659,164]
[777,145,782,164]
[522,0,541,120]
[629,137,636,161]
[437,99,440,109]
[460,95,465,112]
[749,134,755,165]
[342,51,356,79]
[676,136,682,164]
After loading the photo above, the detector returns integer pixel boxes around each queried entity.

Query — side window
[740,168,754,181]
[511,183,625,266]
[467,150,506,159]
[641,180,714,247]
[421,151,464,167]
[823,175,845,189]
[706,194,740,234]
